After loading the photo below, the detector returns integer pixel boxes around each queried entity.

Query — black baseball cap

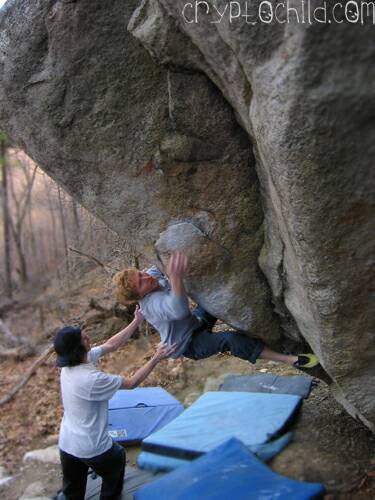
[53,326,82,367]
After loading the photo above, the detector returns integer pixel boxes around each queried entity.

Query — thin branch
[0,345,35,360]
[68,247,119,277]
[0,345,54,406]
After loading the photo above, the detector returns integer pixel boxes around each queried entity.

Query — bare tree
[44,174,60,272]
[1,148,136,298]
[25,192,38,268]
[0,132,13,298]
[72,199,81,245]
[8,155,37,284]
[57,185,70,275]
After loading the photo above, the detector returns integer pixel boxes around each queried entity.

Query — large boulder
[0,0,279,341]
[1,0,374,429]
[129,0,375,429]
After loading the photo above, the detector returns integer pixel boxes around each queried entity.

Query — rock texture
[0,0,279,342]
[0,465,13,489]
[129,0,375,428]
[1,1,374,428]
[23,445,60,465]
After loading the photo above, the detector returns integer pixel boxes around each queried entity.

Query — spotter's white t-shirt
[58,347,122,458]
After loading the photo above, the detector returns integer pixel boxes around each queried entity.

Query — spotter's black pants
[59,442,126,500]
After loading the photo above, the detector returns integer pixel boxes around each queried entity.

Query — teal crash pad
[142,391,301,459]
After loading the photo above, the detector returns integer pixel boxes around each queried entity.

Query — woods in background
[0,134,129,302]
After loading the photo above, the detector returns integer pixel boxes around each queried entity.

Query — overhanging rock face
[130,0,375,428]
[1,0,375,429]
[0,0,279,342]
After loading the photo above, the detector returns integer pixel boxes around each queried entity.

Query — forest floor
[1,266,375,499]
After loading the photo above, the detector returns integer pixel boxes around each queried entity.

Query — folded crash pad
[135,438,324,500]
[142,391,301,459]
[137,432,292,472]
[108,387,183,444]
[220,374,315,399]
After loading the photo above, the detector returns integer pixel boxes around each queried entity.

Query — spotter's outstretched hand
[153,342,178,361]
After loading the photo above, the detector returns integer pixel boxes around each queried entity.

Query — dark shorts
[183,328,264,364]
[59,442,126,500]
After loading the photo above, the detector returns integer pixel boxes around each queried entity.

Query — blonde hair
[112,268,140,304]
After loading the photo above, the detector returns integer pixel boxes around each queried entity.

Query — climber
[53,312,176,500]
[113,251,319,370]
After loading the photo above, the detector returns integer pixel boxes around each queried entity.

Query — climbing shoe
[294,353,319,369]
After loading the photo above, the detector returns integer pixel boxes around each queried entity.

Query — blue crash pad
[142,391,301,459]
[220,374,315,398]
[134,438,324,500]
[137,432,292,472]
[108,387,183,444]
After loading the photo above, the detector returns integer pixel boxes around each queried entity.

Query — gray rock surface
[19,481,46,500]
[130,0,375,429]
[23,445,60,465]
[1,0,374,428]
[0,465,13,489]
[0,0,278,342]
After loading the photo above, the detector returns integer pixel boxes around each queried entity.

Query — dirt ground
[1,268,375,499]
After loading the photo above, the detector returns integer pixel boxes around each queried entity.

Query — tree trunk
[8,163,37,285]
[0,135,13,298]
[44,175,60,271]
[13,231,28,283]
[57,185,70,275]
[26,199,38,270]
[72,199,81,246]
